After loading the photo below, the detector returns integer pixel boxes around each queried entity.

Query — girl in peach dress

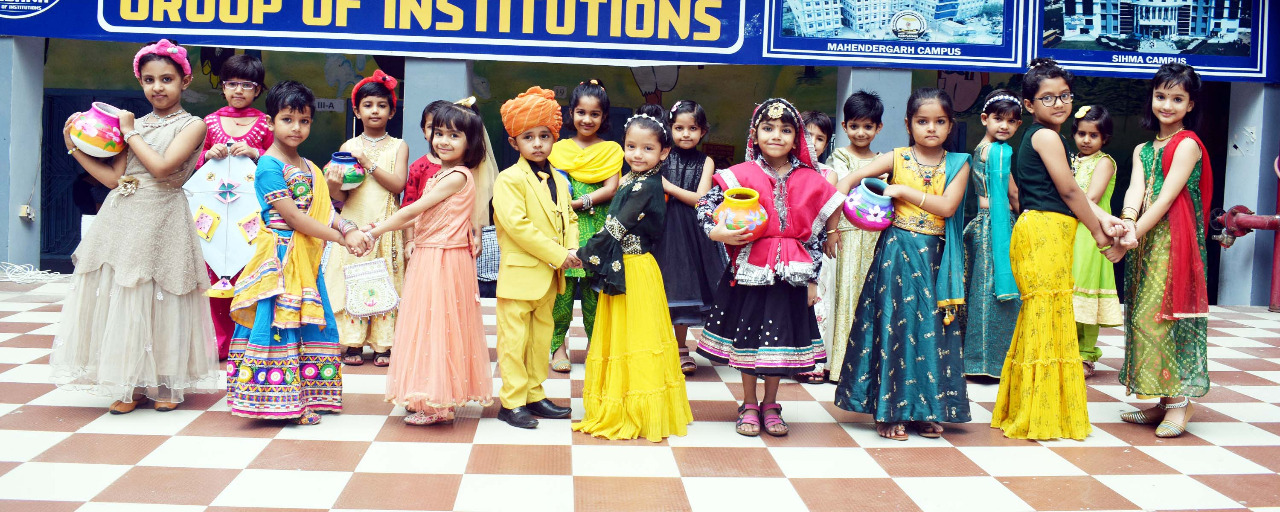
[367,101,497,425]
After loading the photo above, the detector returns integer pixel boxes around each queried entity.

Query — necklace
[1155,127,1185,142]
[909,147,946,186]
[361,133,388,144]
[141,109,187,128]
[229,117,256,126]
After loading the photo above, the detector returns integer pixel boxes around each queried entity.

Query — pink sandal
[760,403,789,437]
[403,409,455,426]
[736,403,761,437]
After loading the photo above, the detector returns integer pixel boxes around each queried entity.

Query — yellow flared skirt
[572,254,693,442]
[991,211,1092,440]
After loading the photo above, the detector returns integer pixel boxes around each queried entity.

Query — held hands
[342,229,373,257]
[562,249,583,270]
[709,223,751,246]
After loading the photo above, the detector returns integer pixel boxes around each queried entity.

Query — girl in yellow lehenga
[324,71,409,368]
[572,105,692,442]
[991,58,1123,440]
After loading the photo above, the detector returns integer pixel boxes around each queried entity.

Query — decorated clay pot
[712,187,769,242]
[326,152,366,190]
[843,177,894,231]
[70,102,125,158]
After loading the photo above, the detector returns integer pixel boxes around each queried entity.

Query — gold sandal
[1155,399,1194,438]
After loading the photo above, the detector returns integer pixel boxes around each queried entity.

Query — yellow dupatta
[231,160,332,330]
[548,138,623,184]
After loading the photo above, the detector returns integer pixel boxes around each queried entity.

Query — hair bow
[351,69,400,109]
[133,39,191,78]
[456,96,477,108]
[1074,105,1092,119]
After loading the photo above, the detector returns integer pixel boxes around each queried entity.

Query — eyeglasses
[222,80,259,91]
[1036,92,1074,106]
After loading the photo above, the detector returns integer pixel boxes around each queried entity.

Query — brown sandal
[109,395,151,415]
[343,347,364,366]
[373,350,391,367]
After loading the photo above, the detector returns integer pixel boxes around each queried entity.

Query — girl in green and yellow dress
[1069,105,1122,379]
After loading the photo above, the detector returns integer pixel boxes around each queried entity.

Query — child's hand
[882,184,910,199]
[709,223,751,246]
[228,142,259,160]
[324,163,345,190]
[205,144,230,161]
[807,282,819,306]
[823,233,839,258]
[348,146,366,167]
[344,230,372,256]
[1102,244,1127,263]
[62,112,81,150]
[562,250,583,269]
[116,110,136,134]
[1091,228,1113,250]
[405,242,415,261]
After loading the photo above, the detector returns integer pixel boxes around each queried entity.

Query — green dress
[1119,142,1209,398]
[1071,151,1122,363]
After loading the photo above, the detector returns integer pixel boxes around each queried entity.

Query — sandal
[108,395,151,415]
[551,357,571,373]
[292,409,322,425]
[404,409,455,426]
[680,356,697,375]
[760,403,789,437]
[343,347,364,366]
[1120,404,1166,425]
[736,403,762,437]
[373,350,391,368]
[793,370,825,384]
[877,422,908,441]
[913,421,944,438]
[1082,360,1096,379]
[1155,399,1195,438]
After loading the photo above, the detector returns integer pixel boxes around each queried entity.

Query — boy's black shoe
[498,406,538,429]
[526,399,571,419]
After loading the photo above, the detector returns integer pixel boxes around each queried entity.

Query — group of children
[48,39,1213,444]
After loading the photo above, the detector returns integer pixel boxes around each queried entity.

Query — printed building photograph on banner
[780,0,1006,45]
[1044,0,1252,56]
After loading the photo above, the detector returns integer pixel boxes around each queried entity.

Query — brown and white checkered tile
[0,281,1278,511]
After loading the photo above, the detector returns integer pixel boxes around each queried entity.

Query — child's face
[269,106,313,149]
[623,126,670,173]
[805,123,829,157]
[432,122,469,166]
[907,100,951,148]
[755,119,797,161]
[221,76,258,109]
[137,59,189,112]
[1073,120,1105,156]
[572,96,604,139]
[980,111,1022,142]
[843,117,881,150]
[1023,77,1073,127]
[1151,82,1194,128]
[420,113,434,142]
[357,95,395,129]
[508,126,555,164]
[671,113,704,150]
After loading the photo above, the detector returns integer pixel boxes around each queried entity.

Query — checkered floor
[0,280,1279,511]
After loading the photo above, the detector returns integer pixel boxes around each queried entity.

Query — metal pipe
[1210,158,1280,312]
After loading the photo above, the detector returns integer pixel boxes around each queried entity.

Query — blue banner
[0,0,1275,80]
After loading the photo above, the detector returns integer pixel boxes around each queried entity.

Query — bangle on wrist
[918,192,928,209]
[122,130,140,143]
[67,147,78,155]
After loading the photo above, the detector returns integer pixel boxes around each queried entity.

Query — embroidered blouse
[696,155,844,286]
[199,108,273,169]
[578,168,665,295]
[260,156,319,237]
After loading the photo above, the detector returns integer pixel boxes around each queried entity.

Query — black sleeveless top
[1012,123,1074,217]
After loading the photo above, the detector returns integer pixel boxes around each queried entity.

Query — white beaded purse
[342,259,400,318]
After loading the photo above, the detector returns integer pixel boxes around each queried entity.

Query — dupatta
[548,138,623,184]
[984,142,1019,300]
[935,151,972,321]
[231,160,333,329]
[1157,130,1212,320]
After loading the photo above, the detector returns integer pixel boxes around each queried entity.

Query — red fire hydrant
[1211,157,1280,312]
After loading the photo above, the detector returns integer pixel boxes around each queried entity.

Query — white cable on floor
[0,262,67,284]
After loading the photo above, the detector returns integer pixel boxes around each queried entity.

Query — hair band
[625,113,666,136]
[132,39,191,78]
[983,95,1020,112]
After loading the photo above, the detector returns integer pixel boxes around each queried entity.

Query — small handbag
[343,258,400,318]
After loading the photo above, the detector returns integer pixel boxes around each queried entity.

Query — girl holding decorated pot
[961,89,1023,379]
[573,104,694,442]
[1069,104,1122,379]
[1110,63,1212,438]
[324,70,409,368]
[654,99,724,375]
[52,39,220,414]
[991,58,1123,440]
[696,98,843,437]
[198,54,273,360]
[367,100,498,426]
[547,79,624,372]
[830,88,972,441]
[227,80,371,425]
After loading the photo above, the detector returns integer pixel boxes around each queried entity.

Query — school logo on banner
[0,0,58,19]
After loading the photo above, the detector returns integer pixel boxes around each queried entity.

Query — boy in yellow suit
[493,87,581,429]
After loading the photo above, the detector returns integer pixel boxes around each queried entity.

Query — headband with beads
[982,95,1020,112]
[624,113,666,136]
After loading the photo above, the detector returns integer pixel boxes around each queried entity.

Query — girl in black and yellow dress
[572,104,693,442]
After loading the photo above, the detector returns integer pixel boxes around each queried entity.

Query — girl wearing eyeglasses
[199,54,273,361]
[990,58,1126,440]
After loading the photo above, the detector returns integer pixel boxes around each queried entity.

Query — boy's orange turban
[500,86,563,139]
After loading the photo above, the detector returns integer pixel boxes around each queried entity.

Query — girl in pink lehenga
[365,100,498,425]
